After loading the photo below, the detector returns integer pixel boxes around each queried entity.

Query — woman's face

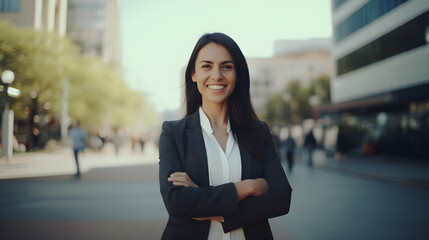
[192,42,236,107]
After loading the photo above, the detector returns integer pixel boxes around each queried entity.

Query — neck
[201,101,228,129]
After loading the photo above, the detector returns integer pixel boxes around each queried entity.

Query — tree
[308,76,331,104]
[285,80,312,122]
[0,20,157,149]
[263,76,331,126]
[264,93,292,126]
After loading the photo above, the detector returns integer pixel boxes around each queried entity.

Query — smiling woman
[191,42,237,118]
[158,33,292,240]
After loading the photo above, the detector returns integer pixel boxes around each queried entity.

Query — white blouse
[199,108,245,240]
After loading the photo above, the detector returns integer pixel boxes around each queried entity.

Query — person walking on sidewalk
[336,122,350,160]
[69,120,88,177]
[282,131,296,173]
[304,128,317,167]
[112,128,124,155]
[159,33,292,240]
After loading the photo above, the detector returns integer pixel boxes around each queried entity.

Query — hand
[193,216,223,222]
[251,178,269,196]
[234,178,269,201]
[168,172,199,188]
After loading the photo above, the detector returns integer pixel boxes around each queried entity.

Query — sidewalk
[2,143,429,188]
[0,141,159,180]
[305,149,429,188]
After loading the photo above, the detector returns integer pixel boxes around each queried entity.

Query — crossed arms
[159,121,292,232]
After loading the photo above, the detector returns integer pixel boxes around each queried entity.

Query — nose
[210,66,223,81]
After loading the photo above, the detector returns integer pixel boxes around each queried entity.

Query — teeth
[208,85,226,90]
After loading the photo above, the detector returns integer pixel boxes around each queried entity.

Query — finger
[169,173,199,187]
[170,172,188,177]
[170,180,199,188]
[168,176,188,182]
[169,177,191,184]
[169,175,193,184]
[172,181,190,187]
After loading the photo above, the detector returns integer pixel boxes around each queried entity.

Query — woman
[159,33,292,240]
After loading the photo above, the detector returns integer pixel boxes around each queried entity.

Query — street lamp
[1,70,15,160]
[1,70,15,110]
[1,70,14,83]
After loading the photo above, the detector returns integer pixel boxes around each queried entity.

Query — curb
[319,163,429,189]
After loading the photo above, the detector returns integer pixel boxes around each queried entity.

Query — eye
[222,65,233,70]
[202,65,211,69]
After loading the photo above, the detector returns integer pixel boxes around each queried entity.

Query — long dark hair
[185,33,266,160]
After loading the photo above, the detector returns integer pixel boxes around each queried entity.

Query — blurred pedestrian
[131,135,139,152]
[282,130,296,172]
[304,128,317,167]
[336,122,350,160]
[159,33,292,240]
[32,127,40,150]
[112,128,123,155]
[13,135,26,153]
[69,120,88,177]
[139,134,146,152]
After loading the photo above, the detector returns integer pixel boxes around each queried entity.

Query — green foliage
[307,76,331,104]
[264,76,331,126]
[0,20,156,130]
[265,94,292,126]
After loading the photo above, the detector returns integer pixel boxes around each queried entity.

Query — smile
[207,85,226,90]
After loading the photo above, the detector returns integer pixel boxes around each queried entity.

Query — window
[0,0,19,12]
[337,11,429,76]
[335,0,408,43]
[333,0,348,10]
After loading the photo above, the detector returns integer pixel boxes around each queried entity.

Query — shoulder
[260,121,273,140]
[161,114,193,134]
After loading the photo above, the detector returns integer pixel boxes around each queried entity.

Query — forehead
[196,42,233,62]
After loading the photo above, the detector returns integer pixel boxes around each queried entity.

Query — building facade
[1,0,122,146]
[67,0,121,67]
[247,38,331,115]
[322,0,429,157]
[0,0,68,36]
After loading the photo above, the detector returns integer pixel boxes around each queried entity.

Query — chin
[205,97,229,105]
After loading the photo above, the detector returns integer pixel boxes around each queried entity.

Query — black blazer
[159,110,292,240]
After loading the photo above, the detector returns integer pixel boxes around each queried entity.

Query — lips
[207,84,226,90]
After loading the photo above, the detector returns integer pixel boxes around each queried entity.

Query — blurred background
[0,0,428,239]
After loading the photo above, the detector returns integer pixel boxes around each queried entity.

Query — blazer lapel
[186,110,210,187]
[238,140,252,180]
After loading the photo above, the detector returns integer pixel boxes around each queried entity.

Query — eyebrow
[199,60,234,64]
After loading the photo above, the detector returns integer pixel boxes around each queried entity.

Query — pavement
[1,143,428,239]
[0,142,167,240]
[321,149,428,188]
[2,143,428,187]
[0,141,160,180]
[280,148,429,189]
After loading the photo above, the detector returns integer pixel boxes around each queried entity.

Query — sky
[117,0,333,112]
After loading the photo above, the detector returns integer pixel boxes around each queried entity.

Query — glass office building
[320,0,429,158]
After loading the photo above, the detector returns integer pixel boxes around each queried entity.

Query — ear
[191,72,197,83]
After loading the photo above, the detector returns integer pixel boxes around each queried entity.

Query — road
[1,150,428,239]
[271,162,429,240]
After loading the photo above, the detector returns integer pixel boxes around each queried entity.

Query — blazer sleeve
[221,124,292,233]
[159,121,240,218]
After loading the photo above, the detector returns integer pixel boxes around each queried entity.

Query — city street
[1,147,428,240]
[2,1,429,239]
[272,162,429,240]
